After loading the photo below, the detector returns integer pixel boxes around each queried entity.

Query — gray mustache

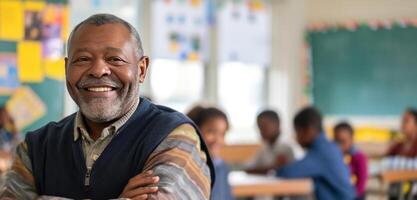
[76,77,122,89]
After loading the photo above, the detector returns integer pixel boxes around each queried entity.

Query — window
[150,59,204,112]
[219,62,266,144]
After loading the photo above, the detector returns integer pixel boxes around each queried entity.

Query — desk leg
[388,182,404,200]
[406,181,417,200]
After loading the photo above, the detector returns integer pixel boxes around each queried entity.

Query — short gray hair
[67,13,143,57]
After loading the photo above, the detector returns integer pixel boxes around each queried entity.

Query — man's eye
[109,57,121,61]
[107,57,126,64]
[72,57,90,63]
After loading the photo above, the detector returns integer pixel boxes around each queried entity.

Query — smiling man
[0,14,214,200]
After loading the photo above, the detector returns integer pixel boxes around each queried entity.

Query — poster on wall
[0,54,19,95]
[151,0,209,61]
[0,0,68,133]
[6,86,46,131]
[217,0,271,66]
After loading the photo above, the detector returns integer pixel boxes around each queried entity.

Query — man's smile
[84,86,116,92]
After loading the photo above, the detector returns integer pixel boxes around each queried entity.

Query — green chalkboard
[309,26,417,115]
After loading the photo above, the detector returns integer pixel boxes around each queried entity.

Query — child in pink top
[334,122,368,200]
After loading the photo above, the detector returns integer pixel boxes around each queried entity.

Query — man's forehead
[72,23,131,39]
[68,23,135,53]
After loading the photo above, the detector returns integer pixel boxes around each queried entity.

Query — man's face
[65,23,148,123]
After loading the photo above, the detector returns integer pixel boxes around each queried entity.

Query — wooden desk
[377,170,417,200]
[220,144,261,164]
[229,171,313,197]
[379,170,417,184]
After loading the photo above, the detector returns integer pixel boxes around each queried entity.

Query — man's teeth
[86,87,113,92]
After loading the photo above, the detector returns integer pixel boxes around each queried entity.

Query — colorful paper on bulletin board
[44,58,65,80]
[0,54,19,95]
[23,1,45,41]
[217,0,271,66]
[5,86,46,131]
[62,6,70,40]
[0,41,17,53]
[42,5,66,60]
[151,0,209,61]
[0,1,24,40]
[17,41,44,82]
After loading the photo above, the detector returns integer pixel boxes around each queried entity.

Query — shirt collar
[73,97,140,141]
[310,132,327,148]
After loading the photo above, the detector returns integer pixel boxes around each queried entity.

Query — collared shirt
[74,98,139,172]
[0,100,211,200]
[277,133,355,200]
[245,138,295,169]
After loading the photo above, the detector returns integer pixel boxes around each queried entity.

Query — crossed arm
[0,124,211,200]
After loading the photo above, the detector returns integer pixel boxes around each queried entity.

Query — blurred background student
[384,108,417,200]
[0,107,18,153]
[387,108,417,158]
[0,107,19,173]
[244,110,294,174]
[334,122,368,200]
[276,107,354,200]
[187,106,235,200]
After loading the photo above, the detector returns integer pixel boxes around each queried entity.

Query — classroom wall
[267,0,305,142]
[268,0,417,135]
[306,0,417,24]
[63,0,417,143]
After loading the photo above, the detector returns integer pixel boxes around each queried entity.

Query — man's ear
[64,57,69,76]
[138,56,149,83]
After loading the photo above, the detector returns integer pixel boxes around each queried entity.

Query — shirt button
[92,154,99,161]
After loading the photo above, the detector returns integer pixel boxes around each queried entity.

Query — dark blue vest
[26,98,215,199]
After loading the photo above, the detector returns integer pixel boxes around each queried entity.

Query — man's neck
[83,117,116,140]
[80,98,139,140]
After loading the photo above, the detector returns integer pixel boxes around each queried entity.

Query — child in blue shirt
[187,106,235,200]
[276,107,355,200]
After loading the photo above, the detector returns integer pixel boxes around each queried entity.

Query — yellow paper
[6,86,46,131]
[23,1,45,11]
[44,58,65,80]
[62,6,70,40]
[17,41,44,82]
[0,1,24,40]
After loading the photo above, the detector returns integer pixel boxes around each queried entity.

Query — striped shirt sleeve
[0,142,38,200]
[143,124,211,200]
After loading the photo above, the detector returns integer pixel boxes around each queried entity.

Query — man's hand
[119,170,159,199]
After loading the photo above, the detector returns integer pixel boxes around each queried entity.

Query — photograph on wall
[0,54,19,95]
[24,10,43,40]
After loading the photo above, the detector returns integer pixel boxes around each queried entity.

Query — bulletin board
[0,0,68,134]
[307,20,417,116]
[151,0,210,61]
[217,0,271,66]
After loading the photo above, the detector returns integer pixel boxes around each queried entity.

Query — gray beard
[76,83,140,123]
[79,97,125,123]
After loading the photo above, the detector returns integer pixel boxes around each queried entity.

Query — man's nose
[89,59,111,78]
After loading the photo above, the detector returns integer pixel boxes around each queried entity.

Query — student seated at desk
[387,108,417,158]
[334,122,368,200]
[244,110,294,174]
[187,106,235,200]
[0,107,19,153]
[276,107,355,200]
